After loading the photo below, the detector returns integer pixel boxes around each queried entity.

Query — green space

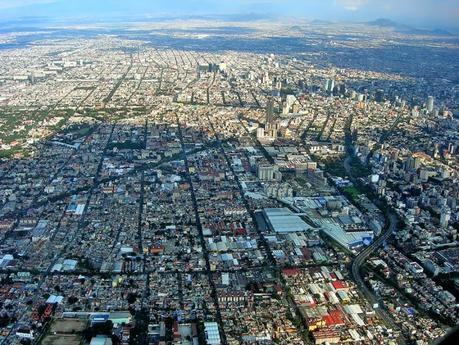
[108,140,143,150]
[348,156,372,178]
[60,124,96,140]
[342,186,361,202]
[295,175,310,187]
[0,148,22,159]
[0,106,76,158]
[320,157,347,178]
[76,127,92,137]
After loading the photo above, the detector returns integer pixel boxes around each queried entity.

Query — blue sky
[1,0,458,28]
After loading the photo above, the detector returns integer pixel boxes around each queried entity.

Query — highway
[344,156,407,344]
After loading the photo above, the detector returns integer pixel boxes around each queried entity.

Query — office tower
[218,62,227,73]
[256,127,265,139]
[405,156,421,171]
[285,95,296,110]
[264,123,278,140]
[292,102,300,113]
[324,78,334,93]
[427,96,434,113]
[298,80,306,90]
[266,98,276,123]
[271,89,281,97]
[262,72,270,86]
[257,165,282,181]
[375,89,384,103]
[329,79,335,93]
[332,85,340,96]
[282,103,289,115]
[440,208,451,228]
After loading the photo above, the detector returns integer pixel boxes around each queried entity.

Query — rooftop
[263,208,311,233]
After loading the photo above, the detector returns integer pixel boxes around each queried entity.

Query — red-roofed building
[300,247,312,260]
[332,281,346,290]
[282,268,301,277]
[274,284,284,296]
[313,329,340,344]
[323,309,345,327]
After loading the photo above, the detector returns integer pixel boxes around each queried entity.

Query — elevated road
[344,155,406,344]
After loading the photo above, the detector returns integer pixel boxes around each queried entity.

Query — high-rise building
[266,98,276,123]
[292,102,300,113]
[262,72,270,86]
[440,208,451,228]
[332,85,340,97]
[298,80,307,90]
[329,79,335,93]
[218,62,227,73]
[324,78,334,93]
[264,123,278,140]
[256,127,265,139]
[406,156,421,171]
[286,95,296,109]
[257,165,282,181]
[427,96,434,113]
[283,95,297,114]
[375,89,384,103]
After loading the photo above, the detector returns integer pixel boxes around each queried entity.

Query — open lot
[49,318,87,334]
[41,318,86,345]
[41,334,82,345]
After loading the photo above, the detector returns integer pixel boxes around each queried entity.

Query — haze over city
[1,0,459,28]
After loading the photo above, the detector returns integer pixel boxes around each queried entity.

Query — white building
[204,322,221,345]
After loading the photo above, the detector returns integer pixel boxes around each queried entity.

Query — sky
[0,0,458,28]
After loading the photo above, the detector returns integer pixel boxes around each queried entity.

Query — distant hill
[429,28,453,36]
[366,18,452,36]
[310,19,333,25]
[367,18,400,28]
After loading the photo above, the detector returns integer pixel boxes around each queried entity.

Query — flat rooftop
[263,208,311,233]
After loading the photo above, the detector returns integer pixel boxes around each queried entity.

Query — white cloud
[0,0,57,10]
[337,0,369,11]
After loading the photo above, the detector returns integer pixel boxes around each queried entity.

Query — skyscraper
[285,95,296,113]
[375,89,384,103]
[427,96,434,113]
[440,208,451,228]
[329,79,335,93]
[324,78,334,93]
[266,98,276,123]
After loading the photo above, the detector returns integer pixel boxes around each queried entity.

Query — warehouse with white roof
[263,208,312,233]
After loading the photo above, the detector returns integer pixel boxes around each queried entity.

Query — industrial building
[263,208,312,233]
